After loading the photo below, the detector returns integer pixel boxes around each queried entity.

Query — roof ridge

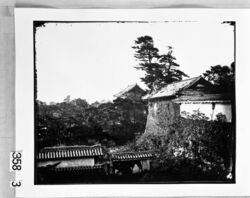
[113,83,144,98]
[42,144,102,150]
[143,76,205,100]
[148,76,201,94]
[169,76,201,85]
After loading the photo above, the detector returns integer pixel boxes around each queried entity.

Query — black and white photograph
[34,19,236,184]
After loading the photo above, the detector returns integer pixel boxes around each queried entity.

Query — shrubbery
[136,114,234,181]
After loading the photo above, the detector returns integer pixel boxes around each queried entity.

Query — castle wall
[144,100,180,134]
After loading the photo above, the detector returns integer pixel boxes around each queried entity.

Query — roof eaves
[144,76,203,100]
[113,83,137,98]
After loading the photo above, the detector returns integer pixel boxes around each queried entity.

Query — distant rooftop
[114,84,146,99]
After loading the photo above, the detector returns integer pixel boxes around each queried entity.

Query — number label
[10,151,22,172]
[10,180,22,188]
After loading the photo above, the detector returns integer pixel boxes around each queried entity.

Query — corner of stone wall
[144,100,180,135]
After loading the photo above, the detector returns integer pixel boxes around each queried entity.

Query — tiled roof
[114,84,145,98]
[37,145,104,160]
[111,152,154,162]
[51,165,104,172]
[143,76,203,100]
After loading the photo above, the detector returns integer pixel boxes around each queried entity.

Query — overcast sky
[36,21,234,103]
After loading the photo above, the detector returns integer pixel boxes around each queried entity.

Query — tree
[37,96,147,149]
[132,36,188,92]
[203,62,235,91]
[158,46,188,85]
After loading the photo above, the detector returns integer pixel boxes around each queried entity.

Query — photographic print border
[15,8,250,197]
[33,20,236,185]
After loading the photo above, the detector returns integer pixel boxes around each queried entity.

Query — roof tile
[37,145,104,160]
[111,151,154,162]
[143,76,202,100]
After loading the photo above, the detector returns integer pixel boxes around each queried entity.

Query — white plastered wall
[180,103,232,122]
[38,158,95,167]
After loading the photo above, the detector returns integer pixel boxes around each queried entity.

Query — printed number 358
[11,152,22,171]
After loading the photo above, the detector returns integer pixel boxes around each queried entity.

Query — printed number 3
[12,152,22,171]
[11,181,21,187]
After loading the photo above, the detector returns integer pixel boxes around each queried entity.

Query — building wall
[123,88,144,101]
[141,160,151,171]
[145,99,232,135]
[38,158,95,168]
[180,103,232,122]
[144,100,180,134]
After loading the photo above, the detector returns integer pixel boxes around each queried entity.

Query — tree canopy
[132,36,188,92]
[203,62,235,92]
[36,97,147,151]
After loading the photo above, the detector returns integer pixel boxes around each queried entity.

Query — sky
[36,21,234,104]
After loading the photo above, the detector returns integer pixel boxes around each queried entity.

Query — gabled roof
[37,145,104,160]
[111,151,154,162]
[143,76,209,100]
[114,84,145,98]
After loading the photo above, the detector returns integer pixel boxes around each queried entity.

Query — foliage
[36,97,147,151]
[132,36,188,92]
[158,46,189,85]
[203,62,235,92]
[135,113,233,181]
[216,112,228,122]
[180,110,210,121]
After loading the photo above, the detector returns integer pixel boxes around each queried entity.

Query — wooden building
[37,144,155,183]
[143,76,233,134]
[37,145,108,183]
[37,145,105,167]
[114,84,146,101]
[113,83,147,125]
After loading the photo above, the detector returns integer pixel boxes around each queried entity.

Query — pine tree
[158,46,188,85]
[132,36,188,92]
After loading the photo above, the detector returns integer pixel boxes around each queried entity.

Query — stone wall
[144,100,180,135]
